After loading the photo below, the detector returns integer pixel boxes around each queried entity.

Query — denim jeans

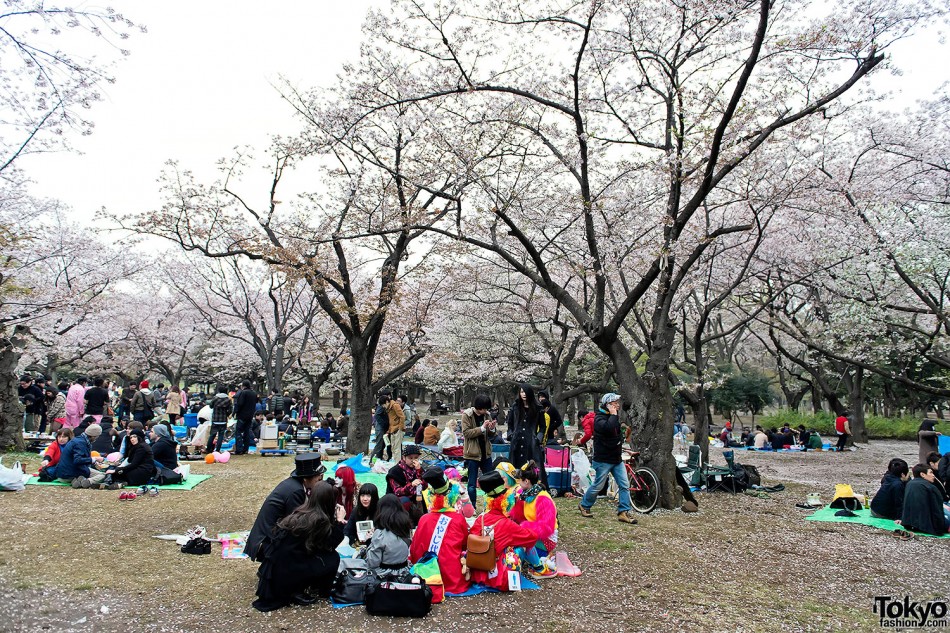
[208,424,227,453]
[234,418,255,454]
[465,456,493,503]
[581,460,632,514]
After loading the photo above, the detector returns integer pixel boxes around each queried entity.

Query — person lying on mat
[899,464,949,536]
[870,458,909,520]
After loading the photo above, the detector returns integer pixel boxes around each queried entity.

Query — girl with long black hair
[252,481,346,611]
[505,383,547,487]
[343,482,379,546]
[359,493,412,574]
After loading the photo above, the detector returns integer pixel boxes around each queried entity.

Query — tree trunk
[347,347,373,456]
[601,333,678,510]
[332,389,340,409]
[848,367,867,444]
[683,387,712,464]
[0,328,27,451]
[341,390,349,413]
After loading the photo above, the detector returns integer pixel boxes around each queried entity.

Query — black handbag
[364,575,432,618]
[331,565,379,605]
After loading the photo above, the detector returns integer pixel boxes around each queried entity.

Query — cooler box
[172,425,188,440]
[261,423,278,440]
[545,446,570,469]
[183,413,199,429]
[939,435,950,454]
[260,439,278,450]
[546,467,570,496]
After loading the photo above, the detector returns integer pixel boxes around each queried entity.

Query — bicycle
[607,448,661,513]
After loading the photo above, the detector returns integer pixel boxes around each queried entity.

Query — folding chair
[704,449,739,493]
[678,444,703,487]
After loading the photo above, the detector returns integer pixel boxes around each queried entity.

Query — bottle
[864,490,870,510]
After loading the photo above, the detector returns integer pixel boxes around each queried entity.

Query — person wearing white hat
[578,393,637,524]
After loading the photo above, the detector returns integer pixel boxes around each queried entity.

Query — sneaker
[72,476,91,489]
[578,504,594,518]
[617,511,638,524]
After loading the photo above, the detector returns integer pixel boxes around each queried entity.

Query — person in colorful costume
[409,468,471,595]
[495,461,520,515]
[469,470,538,591]
[510,460,558,575]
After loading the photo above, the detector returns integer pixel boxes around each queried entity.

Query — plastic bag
[0,457,29,492]
[570,448,593,493]
[191,421,211,448]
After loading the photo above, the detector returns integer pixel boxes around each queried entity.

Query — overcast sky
[20,1,950,225]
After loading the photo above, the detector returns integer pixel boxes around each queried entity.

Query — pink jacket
[65,384,86,418]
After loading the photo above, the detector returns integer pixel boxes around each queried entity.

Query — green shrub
[760,411,924,441]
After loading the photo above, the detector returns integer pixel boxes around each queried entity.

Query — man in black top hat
[246,453,326,561]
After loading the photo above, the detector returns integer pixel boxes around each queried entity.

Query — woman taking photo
[253,481,346,611]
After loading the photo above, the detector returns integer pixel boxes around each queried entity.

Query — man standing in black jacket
[578,393,637,524]
[233,381,258,455]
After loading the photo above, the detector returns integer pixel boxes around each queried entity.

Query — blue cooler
[546,467,571,497]
[183,413,199,429]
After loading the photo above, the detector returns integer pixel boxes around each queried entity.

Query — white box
[261,423,278,440]
[176,464,190,481]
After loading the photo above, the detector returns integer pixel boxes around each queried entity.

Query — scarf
[519,483,544,503]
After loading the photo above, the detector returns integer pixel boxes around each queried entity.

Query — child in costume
[468,470,539,591]
[510,460,559,576]
[409,468,471,594]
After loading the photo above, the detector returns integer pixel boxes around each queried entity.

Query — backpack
[156,467,183,486]
[829,483,861,511]
[740,463,762,487]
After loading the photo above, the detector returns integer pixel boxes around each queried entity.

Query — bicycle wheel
[630,467,660,514]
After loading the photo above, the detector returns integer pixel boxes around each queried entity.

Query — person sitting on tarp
[753,427,768,449]
[807,430,823,450]
[408,468,470,595]
[246,453,327,561]
[39,428,74,480]
[358,493,412,575]
[511,460,559,576]
[870,458,909,520]
[718,422,741,448]
[108,429,155,487]
[386,444,427,521]
[468,471,539,591]
[253,481,346,611]
[900,464,949,536]
[925,452,949,502]
[312,420,332,443]
[344,483,379,547]
[150,424,179,471]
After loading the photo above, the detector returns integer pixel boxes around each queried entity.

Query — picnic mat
[25,474,212,491]
[805,506,950,539]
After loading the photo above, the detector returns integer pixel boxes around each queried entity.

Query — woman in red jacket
[468,470,538,591]
[39,428,74,478]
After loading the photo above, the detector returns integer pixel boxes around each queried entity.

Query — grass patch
[74,583,95,591]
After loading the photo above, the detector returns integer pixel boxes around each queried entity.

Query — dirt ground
[0,439,946,633]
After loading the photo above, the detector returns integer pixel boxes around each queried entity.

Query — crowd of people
[868,421,950,536]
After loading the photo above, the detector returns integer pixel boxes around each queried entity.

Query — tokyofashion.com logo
[873,596,949,628]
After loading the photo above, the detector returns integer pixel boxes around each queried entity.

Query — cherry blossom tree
[337,0,937,506]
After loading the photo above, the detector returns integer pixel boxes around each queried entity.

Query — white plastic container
[261,423,278,440]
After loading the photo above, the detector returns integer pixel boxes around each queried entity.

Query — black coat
[938,453,950,489]
[152,437,179,470]
[90,425,117,456]
[233,388,258,421]
[870,473,905,520]
[506,403,544,470]
[246,477,308,561]
[901,478,948,536]
[253,522,344,611]
[592,410,624,465]
[115,441,155,487]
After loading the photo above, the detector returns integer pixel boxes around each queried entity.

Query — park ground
[0,438,946,633]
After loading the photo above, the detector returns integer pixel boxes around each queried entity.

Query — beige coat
[386,400,405,433]
[165,391,182,415]
[461,407,496,461]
